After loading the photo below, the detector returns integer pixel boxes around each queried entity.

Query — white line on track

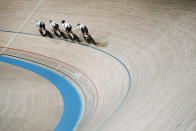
[0,0,42,54]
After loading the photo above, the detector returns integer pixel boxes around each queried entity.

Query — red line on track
[0,45,98,121]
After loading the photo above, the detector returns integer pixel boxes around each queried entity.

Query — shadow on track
[46,30,53,38]
[60,31,68,39]
[39,30,53,38]
[95,41,108,47]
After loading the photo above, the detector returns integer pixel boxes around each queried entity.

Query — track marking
[0,55,82,131]
[0,46,94,130]
[0,0,42,54]
[0,29,131,130]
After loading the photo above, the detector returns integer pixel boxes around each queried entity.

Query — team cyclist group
[36,20,89,36]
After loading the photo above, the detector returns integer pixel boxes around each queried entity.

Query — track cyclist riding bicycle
[77,23,96,45]
[35,20,46,36]
[49,20,61,37]
[77,23,89,35]
[62,20,72,33]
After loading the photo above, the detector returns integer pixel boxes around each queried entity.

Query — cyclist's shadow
[60,31,68,39]
[39,30,53,38]
[46,30,53,38]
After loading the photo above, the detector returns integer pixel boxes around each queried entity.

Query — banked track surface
[0,55,82,131]
[1,0,196,131]
[0,46,101,130]
[0,25,131,130]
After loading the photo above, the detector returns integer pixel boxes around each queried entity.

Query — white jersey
[77,24,86,29]
[50,21,57,29]
[62,22,71,30]
[35,21,41,27]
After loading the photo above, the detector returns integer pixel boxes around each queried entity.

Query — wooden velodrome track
[0,0,196,131]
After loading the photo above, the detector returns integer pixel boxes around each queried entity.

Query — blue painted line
[0,56,82,131]
[1,53,88,128]
[0,29,132,129]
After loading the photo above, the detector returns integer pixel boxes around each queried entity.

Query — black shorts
[53,24,59,31]
[81,26,88,34]
[40,22,45,29]
[66,25,72,32]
